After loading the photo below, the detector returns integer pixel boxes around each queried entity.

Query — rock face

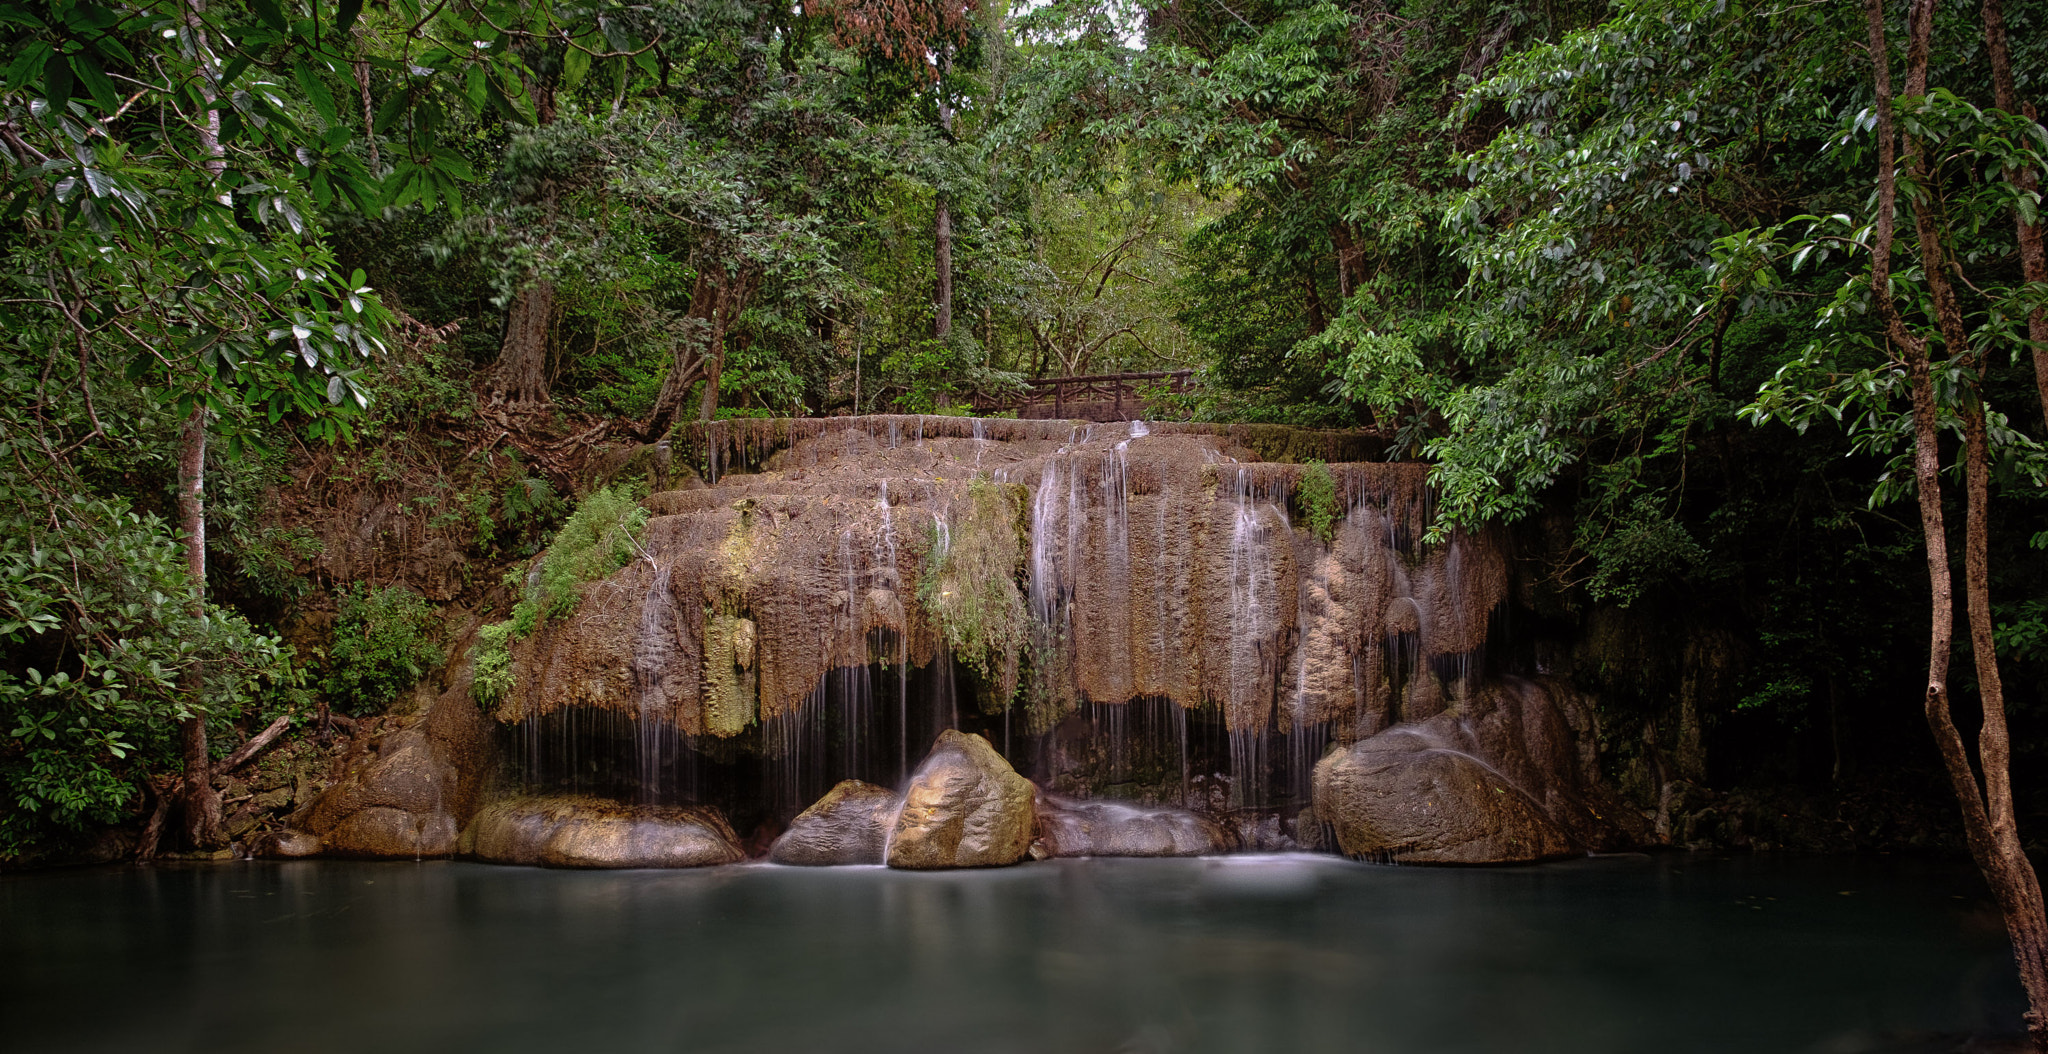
[466,796,744,868]
[1035,794,1232,857]
[887,731,1036,869]
[1313,678,1642,863]
[296,690,492,858]
[769,780,901,866]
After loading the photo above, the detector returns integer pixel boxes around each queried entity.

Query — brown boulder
[249,829,325,858]
[325,805,460,858]
[296,688,492,859]
[1312,724,1578,864]
[887,730,1035,869]
[769,780,900,866]
[467,796,744,869]
[1035,794,1232,857]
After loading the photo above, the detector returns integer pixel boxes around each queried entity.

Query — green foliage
[0,491,298,857]
[470,620,519,707]
[533,488,649,620]
[879,330,1023,414]
[1294,460,1338,543]
[324,585,442,716]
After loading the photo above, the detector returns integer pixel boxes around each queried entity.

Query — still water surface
[0,854,2025,1054]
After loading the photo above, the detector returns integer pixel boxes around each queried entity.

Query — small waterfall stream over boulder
[298,416,1642,866]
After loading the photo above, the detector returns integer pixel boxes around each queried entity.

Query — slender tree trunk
[1867,2,2048,1044]
[642,265,758,437]
[1980,0,2048,425]
[1964,391,2048,1051]
[176,407,222,849]
[935,195,954,338]
[934,74,956,340]
[176,0,226,853]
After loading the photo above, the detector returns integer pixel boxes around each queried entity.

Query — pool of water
[0,853,2026,1053]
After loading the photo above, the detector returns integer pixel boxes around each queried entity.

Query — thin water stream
[1,854,2023,1053]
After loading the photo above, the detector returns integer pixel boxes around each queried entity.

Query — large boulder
[770,780,900,866]
[1313,729,1576,863]
[887,730,1036,869]
[294,689,492,859]
[1311,677,1639,864]
[1035,794,1232,857]
[466,796,745,869]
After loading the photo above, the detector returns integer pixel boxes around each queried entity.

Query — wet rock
[468,796,744,869]
[1313,725,1577,864]
[1035,794,1231,857]
[327,805,461,857]
[770,780,900,866]
[1312,677,1644,864]
[296,689,492,859]
[888,730,1035,869]
[251,829,326,858]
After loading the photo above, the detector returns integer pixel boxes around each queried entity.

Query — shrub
[471,620,519,707]
[324,584,442,716]
[533,486,648,619]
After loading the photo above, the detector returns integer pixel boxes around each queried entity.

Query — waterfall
[501,416,1528,850]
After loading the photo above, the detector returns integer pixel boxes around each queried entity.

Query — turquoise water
[0,853,2025,1053]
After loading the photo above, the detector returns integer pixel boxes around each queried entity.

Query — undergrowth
[324,584,442,716]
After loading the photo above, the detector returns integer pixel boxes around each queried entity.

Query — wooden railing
[971,369,1194,421]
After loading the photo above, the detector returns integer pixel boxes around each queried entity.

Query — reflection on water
[0,854,2025,1054]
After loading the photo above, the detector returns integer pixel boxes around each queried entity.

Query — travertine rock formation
[294,687,491,859]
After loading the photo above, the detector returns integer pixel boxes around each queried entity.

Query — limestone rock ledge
[769,780,901,866]
[465,796,745,869]
[887,730,1036,869]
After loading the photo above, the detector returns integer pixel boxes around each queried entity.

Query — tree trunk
[935,80,956,340]
[1962,393,2048,1051]
[935,194,954,338]
[643,265,759,438]
[176,407,222,850]
[1867,2,2048,1045]
[489,75,558,410]
[177,0,225,853]
[491,281,554,410]
[1980,0,2048,426]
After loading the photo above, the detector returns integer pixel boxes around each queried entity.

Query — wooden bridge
[970,369,1195,422]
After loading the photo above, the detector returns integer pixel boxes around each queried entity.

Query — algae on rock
[919,476,1028,713]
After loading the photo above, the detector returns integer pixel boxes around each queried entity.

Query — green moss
[918,477,1029,712]
[471,487,648,708]
[1296,459,1339,543]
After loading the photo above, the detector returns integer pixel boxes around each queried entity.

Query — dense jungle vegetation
[2,0,2046,949]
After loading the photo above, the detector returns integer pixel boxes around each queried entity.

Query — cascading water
[487,414,1565,858]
